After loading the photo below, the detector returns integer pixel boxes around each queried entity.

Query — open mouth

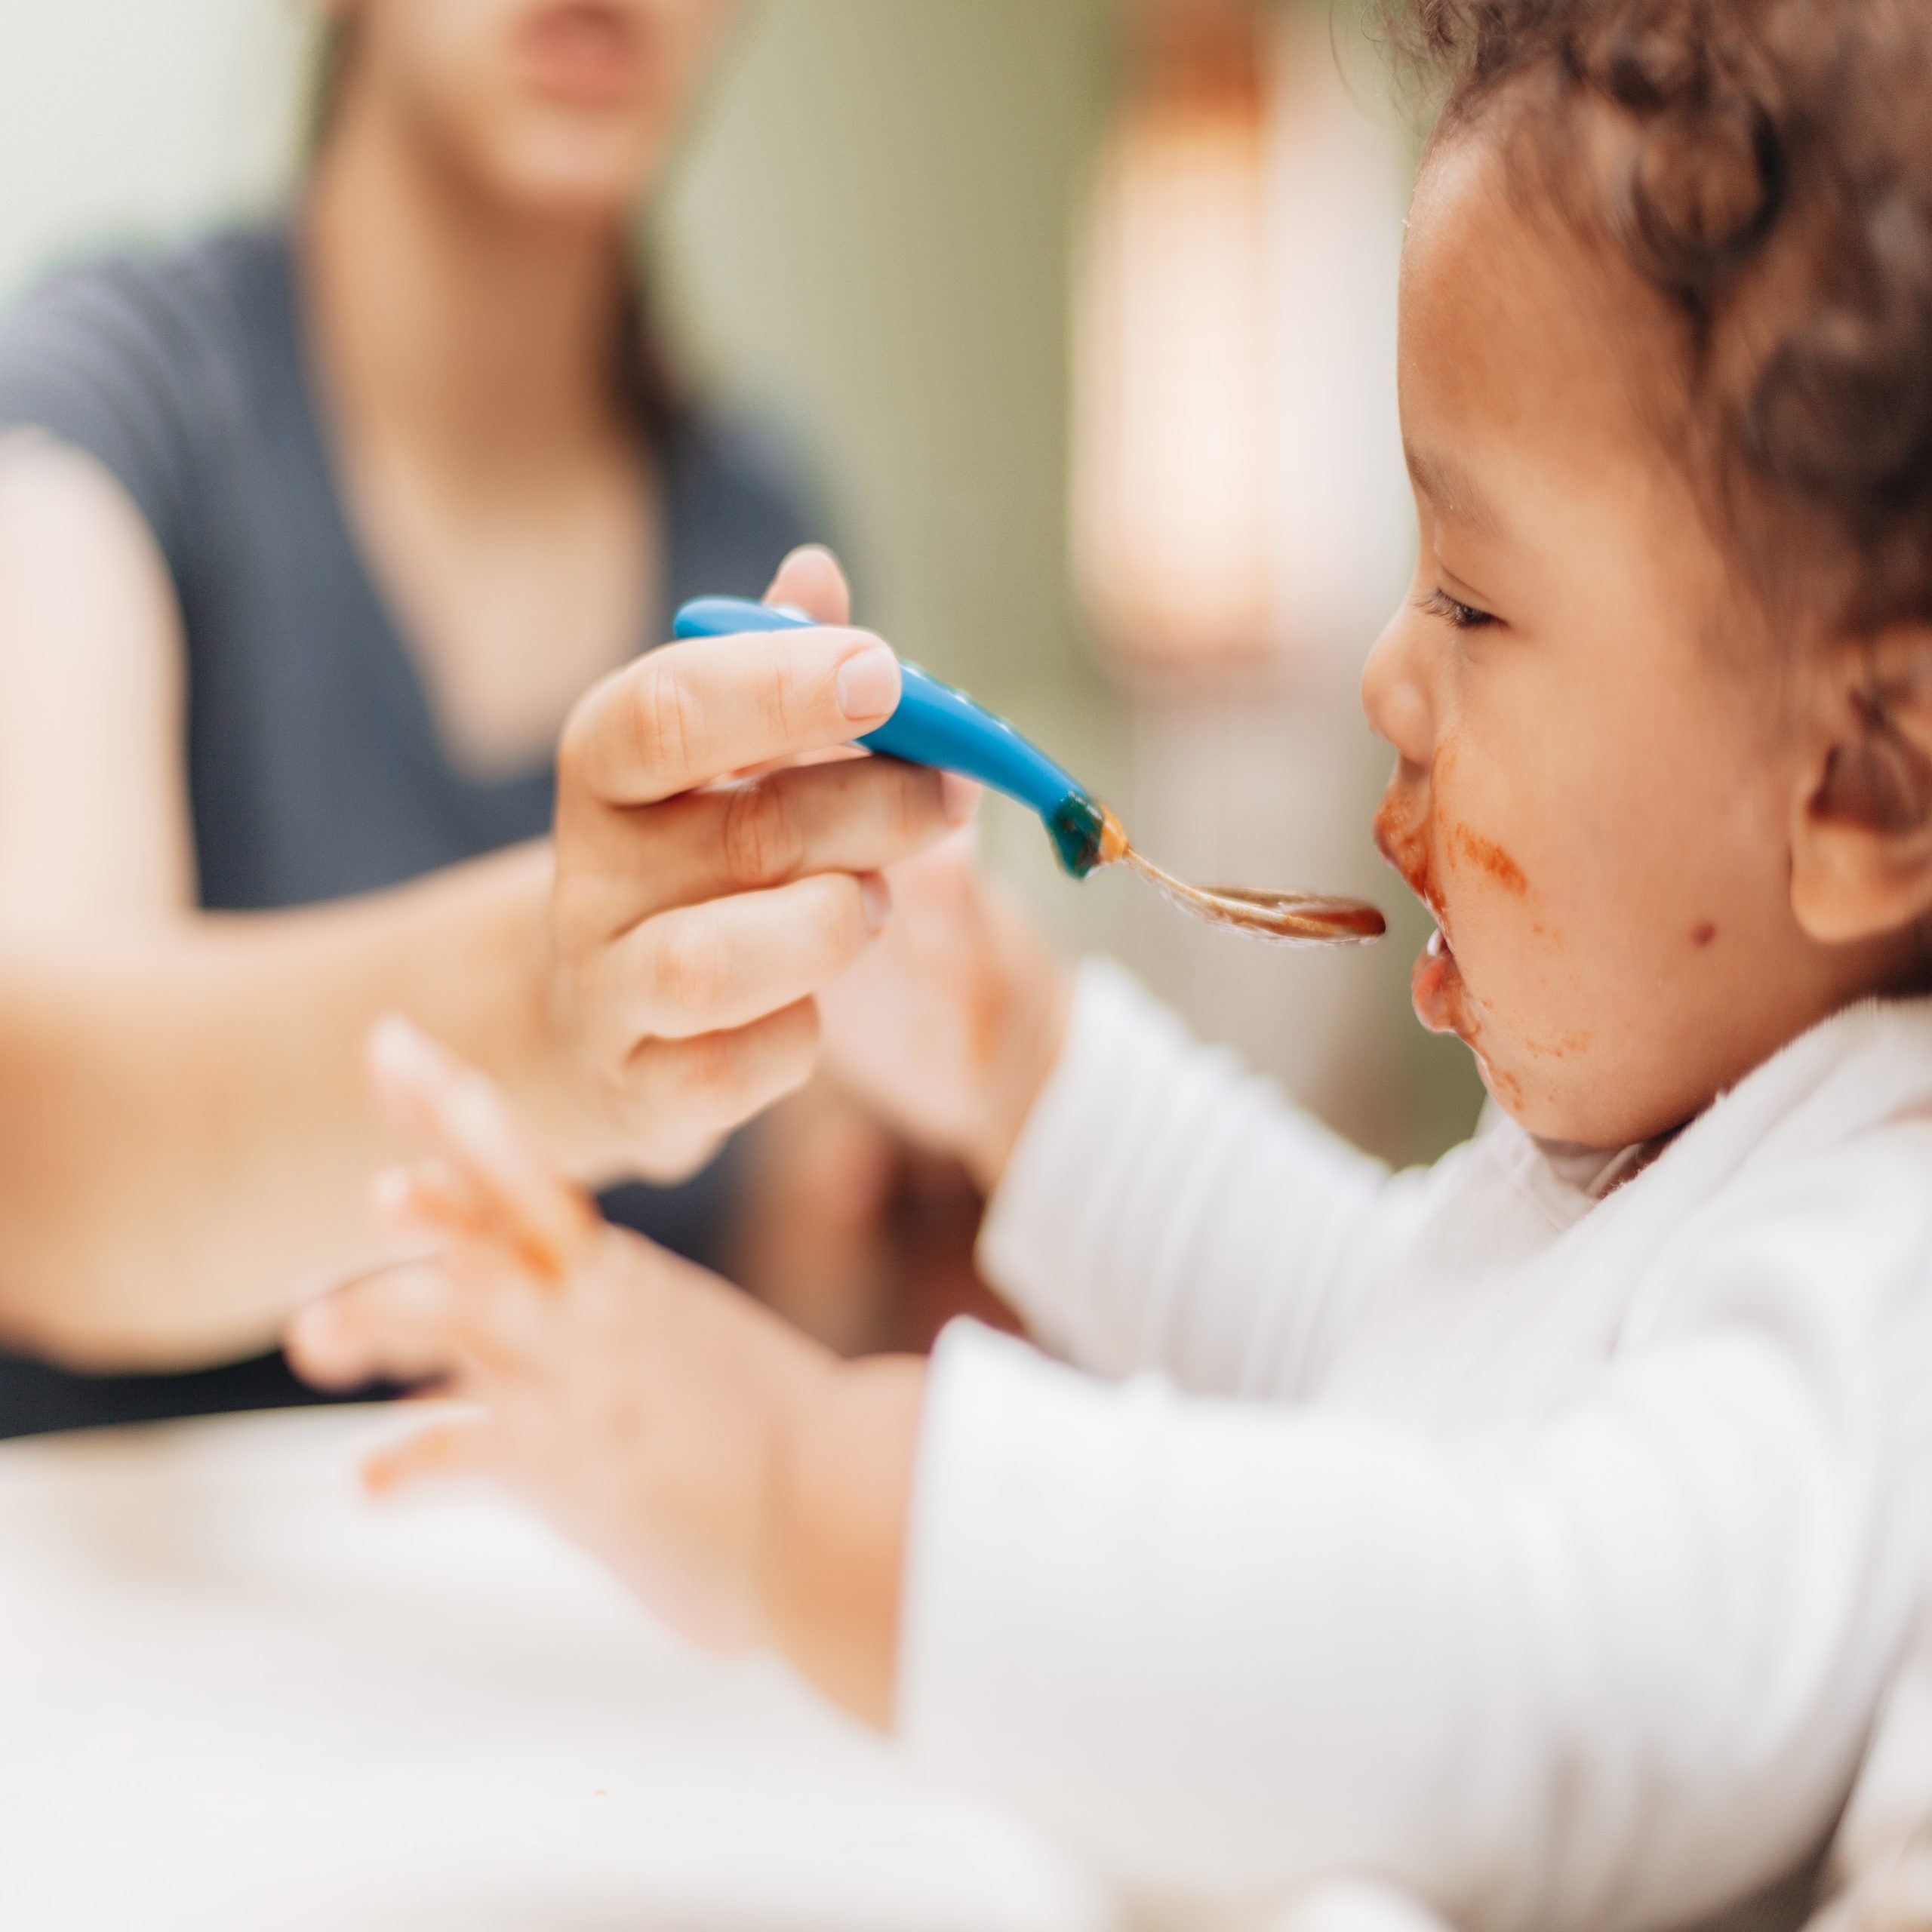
[1372,786,1471,1037]
[1411,925,1466,1036]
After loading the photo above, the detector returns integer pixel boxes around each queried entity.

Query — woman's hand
[286,1016,921,1721]
[743,551,1075,1192]
[546,547,974,1181]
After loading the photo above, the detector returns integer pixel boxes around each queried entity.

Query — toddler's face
[1361,132,1887,1149]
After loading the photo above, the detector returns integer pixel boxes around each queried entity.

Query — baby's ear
[1789,626,1932,944]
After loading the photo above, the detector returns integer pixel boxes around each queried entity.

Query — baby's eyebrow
[1404,441,1506,540]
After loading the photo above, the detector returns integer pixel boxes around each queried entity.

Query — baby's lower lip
[1411,927,1464,1035]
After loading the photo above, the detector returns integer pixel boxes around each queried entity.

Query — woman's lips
[1411,926,1465,1035]
[515,2,642,104]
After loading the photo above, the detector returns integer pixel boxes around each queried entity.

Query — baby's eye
[1419,587,1497,631]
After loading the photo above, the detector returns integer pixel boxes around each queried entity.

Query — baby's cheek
[1446,826,1599,1055]
[1485,924,1599,1063]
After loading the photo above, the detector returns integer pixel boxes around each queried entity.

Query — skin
[1360,131,1931,1146]
[0,0,968,1367]
[286,1013,921,1727]
[306,0,741,777]
[292,118,1932,1727]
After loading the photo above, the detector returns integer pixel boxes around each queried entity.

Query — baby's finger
[362,1415,495,1498]
[368,1016,598,1282]
[373,1160,491,1247]
[285,1259,470,1392]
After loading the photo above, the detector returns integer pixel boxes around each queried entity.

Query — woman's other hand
[547,546,974,1181]
[285,1017,920,1724]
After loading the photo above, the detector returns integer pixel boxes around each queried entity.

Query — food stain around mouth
[1450,824,1527,894]
[1371,791,1438,922]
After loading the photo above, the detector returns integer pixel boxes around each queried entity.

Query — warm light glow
[1073,0,1275,670]
[1072,0,1410,675]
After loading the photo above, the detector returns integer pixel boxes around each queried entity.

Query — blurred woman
[0,0,862,1432]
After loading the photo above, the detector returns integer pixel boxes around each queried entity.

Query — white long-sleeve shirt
[896,961,1932,1932]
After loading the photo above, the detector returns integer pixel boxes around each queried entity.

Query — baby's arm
[974,956,1407,1396]
[286,1017,921,1724]
[901,1154,1932,1927]
[294,1026,1932,1932]
[822,845,1399,1398]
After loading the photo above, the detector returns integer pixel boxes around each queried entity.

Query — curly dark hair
[1378,0,1932,641]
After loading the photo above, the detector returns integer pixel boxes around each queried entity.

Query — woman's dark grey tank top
[0,226,826,1436]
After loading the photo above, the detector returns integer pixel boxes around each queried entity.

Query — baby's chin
[1469,1031,1685,1153]
[1411,928,1600,1139]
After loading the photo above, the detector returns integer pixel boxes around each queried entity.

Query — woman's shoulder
[0,222,299,576]
[0,222,291,386]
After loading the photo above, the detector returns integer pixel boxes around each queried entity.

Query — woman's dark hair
[1380,0,1932,638]
[304,18,682,433]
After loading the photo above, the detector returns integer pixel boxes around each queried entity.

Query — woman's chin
[481,126,666,221]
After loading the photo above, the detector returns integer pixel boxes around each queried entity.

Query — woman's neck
[302,94,635,478]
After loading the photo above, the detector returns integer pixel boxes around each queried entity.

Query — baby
[288,2,1932,1927]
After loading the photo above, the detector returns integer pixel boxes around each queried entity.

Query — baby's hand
[286,1016,835,1655]
[817,830,1074,1190]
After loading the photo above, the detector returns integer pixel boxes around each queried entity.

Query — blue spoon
[670,595,1386,944]
[672,595,1115,877]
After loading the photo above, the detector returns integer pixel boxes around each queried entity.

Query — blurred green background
[0,0,1482,1167]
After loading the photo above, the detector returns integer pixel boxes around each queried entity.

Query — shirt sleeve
[977,956,1404,1398]
[0,254,215,594]
[903,1131,1932,1931]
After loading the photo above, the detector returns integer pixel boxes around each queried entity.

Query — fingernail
[836,645,900,722]
[860,872,892,934]
[940,773,982,826]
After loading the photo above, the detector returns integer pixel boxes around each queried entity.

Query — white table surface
[0,1403,1118,1932]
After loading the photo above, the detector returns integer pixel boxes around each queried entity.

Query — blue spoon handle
[672,596,1090,824]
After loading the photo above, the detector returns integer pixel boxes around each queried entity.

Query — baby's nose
[1361,613,1434,767]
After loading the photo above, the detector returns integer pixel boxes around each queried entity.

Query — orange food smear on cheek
[1450,824,1528,895]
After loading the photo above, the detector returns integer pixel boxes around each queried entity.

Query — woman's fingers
[556,623,900,813]
[362,1415,496,1498]
[539,543,931,1175]
[563,755,968,939]
[581,873,884,1058]
[368,1016,598,1281]
[580,1003,820,1182]
[764,544,852,626]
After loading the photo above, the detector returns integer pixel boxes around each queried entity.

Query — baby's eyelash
[1419,587,1497,631]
